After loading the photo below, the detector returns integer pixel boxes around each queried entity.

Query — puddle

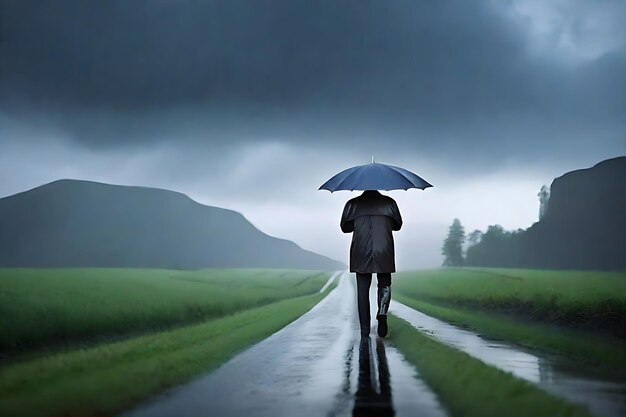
[392,301,626,417]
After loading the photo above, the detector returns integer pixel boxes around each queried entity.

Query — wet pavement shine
[121,272,624,417]
[393,301,626,417]
[120,272,447,417]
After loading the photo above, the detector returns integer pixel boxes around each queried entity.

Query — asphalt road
[120,272,447,417]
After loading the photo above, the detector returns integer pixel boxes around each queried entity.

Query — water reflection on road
[353,337,394,417]
[358,279,446,417]
[392,301,626,417]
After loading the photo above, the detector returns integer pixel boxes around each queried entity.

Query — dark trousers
[356,272,392,336]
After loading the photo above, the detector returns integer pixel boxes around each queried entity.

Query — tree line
[441,220,526,267]
[441,185,549,267]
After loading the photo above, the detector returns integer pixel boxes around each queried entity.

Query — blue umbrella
[319,160,433,192]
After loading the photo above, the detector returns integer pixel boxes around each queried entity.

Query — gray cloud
[1,1,625,268]
[1,1,624,154]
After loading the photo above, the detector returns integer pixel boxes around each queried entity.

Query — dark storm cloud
[2,0,524,110]
[0,0,625,159]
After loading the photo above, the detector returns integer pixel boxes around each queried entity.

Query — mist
[1,0,625,268]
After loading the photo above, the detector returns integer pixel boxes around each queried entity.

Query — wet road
[121,272,447,417]
[393,301,626,417]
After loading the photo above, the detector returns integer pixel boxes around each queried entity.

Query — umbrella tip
[371,155,375,164]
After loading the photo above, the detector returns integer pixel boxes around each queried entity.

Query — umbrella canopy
[319,162,433,192]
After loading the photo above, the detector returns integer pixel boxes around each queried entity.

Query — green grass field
[0,290,330,417]
[393,268,626,368]
[0,268,330,356]
[0,268,335,417]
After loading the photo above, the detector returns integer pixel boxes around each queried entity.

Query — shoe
[377,314,388,337]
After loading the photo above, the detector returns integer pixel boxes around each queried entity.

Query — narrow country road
[120,272,447,417]
[121,272,624,417]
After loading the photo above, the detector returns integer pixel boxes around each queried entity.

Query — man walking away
[340,190,403,338]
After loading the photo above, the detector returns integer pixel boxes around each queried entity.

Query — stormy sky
[1,0,625,268]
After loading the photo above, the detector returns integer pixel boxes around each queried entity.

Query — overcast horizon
[1,0,625,268]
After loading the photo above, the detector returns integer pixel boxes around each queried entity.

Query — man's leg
[376,273,392,337]
[356,272,372,337]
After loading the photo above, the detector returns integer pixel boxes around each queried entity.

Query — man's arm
[340,201,354,233]
[390,200,403,231]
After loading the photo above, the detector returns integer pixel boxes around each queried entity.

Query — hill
[0,179,344,270]
[466,156,626,270]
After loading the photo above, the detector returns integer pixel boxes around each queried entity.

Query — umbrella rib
[384,165,414,183]
[318,166,354,190]
[386,165,432,188]
[381,165,417,188]
[334,166,364,190]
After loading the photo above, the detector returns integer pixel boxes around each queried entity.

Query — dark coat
[340,190,402,273]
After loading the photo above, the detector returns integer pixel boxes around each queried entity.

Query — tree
[442,218,466,267]
[538,185,550,220]
[467,229,483,246]
[465,224,523,267]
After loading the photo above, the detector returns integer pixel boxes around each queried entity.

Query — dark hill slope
[0,180,344,270]
[467,157,626,270]
[522,156,626,270]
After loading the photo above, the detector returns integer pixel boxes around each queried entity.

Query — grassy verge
[0,268,330,356]
[393,268,626,337]
[394,295,625,370]
[388,314,591,417]
[0,289,331,417]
